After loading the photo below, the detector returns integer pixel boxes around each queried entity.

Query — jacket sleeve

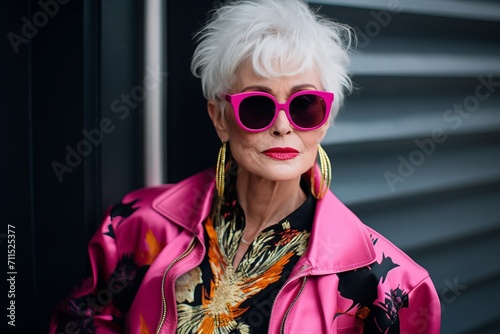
[49,209,130,334]
[398,275,441,334]
[50,210,121,334]
[49,183,173,334]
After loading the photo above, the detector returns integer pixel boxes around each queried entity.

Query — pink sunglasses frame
[224,90,334,132]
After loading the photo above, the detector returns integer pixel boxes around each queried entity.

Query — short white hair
[191,0,354,118]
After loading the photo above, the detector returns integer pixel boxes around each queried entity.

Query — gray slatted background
[310,1,500,333]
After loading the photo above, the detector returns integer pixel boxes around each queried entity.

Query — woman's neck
[234,169,307,239]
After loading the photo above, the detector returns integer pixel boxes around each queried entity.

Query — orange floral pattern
[175,214,310,334]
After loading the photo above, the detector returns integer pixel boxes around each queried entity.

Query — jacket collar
[152,169,217,236]
[300,189,376,274]
[152,169,376,274]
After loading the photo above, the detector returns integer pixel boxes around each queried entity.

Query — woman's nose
[270,109,292,136]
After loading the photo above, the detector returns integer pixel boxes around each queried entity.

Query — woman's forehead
[232,59,322,92]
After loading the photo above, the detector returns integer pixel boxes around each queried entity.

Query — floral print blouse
[174,185,315,334]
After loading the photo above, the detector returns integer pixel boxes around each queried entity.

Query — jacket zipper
[268,264,309,334]
[155,237,197,334]
[280,276,308,334]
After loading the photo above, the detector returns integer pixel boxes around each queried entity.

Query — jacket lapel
[301,189,377,274]
[151,169,216,236]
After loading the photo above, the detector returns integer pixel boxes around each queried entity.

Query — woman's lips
[262,147,299,160]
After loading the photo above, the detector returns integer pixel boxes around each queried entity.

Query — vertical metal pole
[144,0,166,185]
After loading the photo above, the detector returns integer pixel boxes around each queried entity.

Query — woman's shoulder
[104,168,216,233]
[118,168,216,209]
[319,191,429,280]
[361,224,432,287]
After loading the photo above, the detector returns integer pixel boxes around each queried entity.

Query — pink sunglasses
[224,90,334,132]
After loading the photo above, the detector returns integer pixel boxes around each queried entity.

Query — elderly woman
[50,0,441,333]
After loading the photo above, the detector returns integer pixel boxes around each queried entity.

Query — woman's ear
[207,99,229,142]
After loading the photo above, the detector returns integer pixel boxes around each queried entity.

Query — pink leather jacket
[50,169,441,334]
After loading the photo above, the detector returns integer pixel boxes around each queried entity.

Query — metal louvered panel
[310,1,500,333]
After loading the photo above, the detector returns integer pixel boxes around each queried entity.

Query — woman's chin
[238,163,309,183]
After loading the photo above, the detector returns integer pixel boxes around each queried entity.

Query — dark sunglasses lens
[289,94,326,128]
[239,96,276,130]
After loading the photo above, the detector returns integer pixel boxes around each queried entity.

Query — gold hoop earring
[311,144,331,200]
[216,141,227,198]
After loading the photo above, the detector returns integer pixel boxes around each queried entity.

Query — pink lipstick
[262,147,299,160]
